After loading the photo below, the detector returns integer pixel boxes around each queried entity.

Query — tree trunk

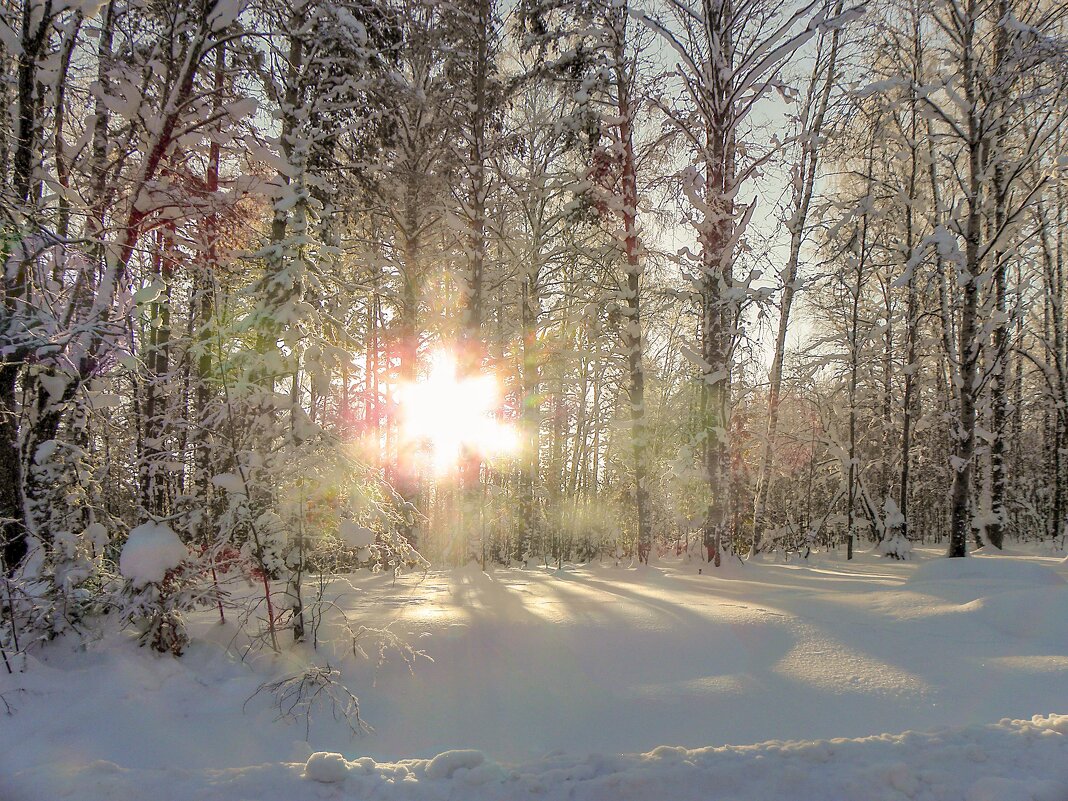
[985,0,1012,550]
[519,253,540,563]
[612,29,651,564]
[899,13,922,539]
[0,365,25,570]
[948,2,982,559]
[1,0,55,568]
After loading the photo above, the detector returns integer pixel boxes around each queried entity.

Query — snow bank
[968,586,1068,643]
[119,522,188,586]
[424,748,485,779]
[906,555,1065,587]
[890,554,1068,645]
[5,716,1068,801]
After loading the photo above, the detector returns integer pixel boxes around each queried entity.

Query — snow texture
[304,751,350,783]
[4,716,1068,801]
[210,473,245,494]
[339,520,376,549]
[118,522,188,586]
[3,548,1067,801]
[425,749,486,779]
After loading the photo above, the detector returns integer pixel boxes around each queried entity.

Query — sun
[398,349,517,475]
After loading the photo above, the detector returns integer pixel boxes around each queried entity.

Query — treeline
[1,0,1067,655]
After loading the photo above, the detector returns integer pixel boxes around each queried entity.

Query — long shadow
[666,561,904,601]
[561,568,740,626]
[537,568,799,684]
[691,561,1061,726]
[579,566,947,702]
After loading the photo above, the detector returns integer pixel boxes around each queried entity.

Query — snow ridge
[5,716,1067,801]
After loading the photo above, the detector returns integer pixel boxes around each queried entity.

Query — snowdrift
[4,715,1067,801]
[2,549,1067,801]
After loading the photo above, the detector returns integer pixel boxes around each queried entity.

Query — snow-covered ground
[2,547,1068,800]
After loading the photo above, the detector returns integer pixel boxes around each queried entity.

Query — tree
[752,3,846,553]
[640,0,860,562]
[917,0,1068,555]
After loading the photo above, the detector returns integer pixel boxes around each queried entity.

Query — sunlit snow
[3,548,1067,801]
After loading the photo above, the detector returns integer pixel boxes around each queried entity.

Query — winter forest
[3,0,1068,799]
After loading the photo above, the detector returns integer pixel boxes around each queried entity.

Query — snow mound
[303,752,349,783]
[970,587,1068,643]
[425,748,485,779]
[119,522,188,587]
[906,556,1065,588]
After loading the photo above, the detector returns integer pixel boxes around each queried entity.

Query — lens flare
[398,349,517,475]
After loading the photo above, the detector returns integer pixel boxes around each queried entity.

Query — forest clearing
[4,549,1068,800]
[3,0,1068,797]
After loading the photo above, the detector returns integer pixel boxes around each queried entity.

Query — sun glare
[399,349,517,475]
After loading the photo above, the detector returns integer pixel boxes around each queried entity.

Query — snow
[131,279,166,305]
[4,716,1068,800]
[118,522,188,586]
[83,522,109,549]
[907,554,1065,587]
[304,751,350,783]
[425,749,486,779]
[211,473,245,493]
[338,520,376,549]
[3,548,1068,801]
